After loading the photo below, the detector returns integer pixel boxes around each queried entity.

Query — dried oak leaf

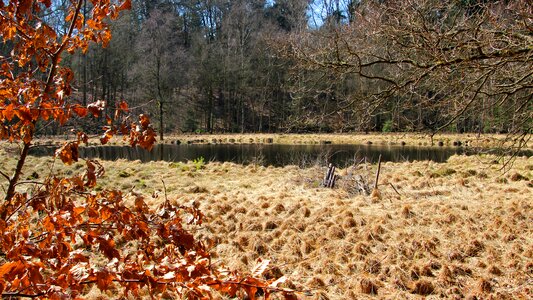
[0,261,26,280]
[55,142,79,165]
[139,128,157,151]
[96,236,120,259]
[85,160,97,187]
[139,114,150,128]
[87,100,105,117]
[77,131,89,145]
[119,0,132,11]
[2,103,15,121]
[100,127,115,145]
[71,105,88,118]
[251,259,270,278]
[118,100,129,112]
[95,269,115,291]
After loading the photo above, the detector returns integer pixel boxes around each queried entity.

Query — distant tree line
[34,0,531,138]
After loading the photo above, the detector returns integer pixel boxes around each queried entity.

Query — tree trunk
[159,99,164,141]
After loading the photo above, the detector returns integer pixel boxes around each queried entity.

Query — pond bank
[32,132,532,150]
[165,132,532,149]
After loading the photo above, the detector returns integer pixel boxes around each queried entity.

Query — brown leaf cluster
[0,165,295,298]
[0,0,131,144]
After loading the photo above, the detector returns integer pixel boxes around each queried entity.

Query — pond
[28,143,486,167]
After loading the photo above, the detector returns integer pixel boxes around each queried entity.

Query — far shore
[31,132,532,150]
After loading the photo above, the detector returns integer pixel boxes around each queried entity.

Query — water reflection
[28,143,483,167]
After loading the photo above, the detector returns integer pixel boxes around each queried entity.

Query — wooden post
[323,163,337,188]
[323,163,332,187]
[374,154,382,190]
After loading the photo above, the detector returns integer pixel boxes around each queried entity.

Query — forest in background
[19,0,531,138]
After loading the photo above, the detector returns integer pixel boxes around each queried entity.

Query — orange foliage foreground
[0,0,294,298]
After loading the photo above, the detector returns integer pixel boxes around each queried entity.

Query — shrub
[382,120,394,132]
[193,156,206,170]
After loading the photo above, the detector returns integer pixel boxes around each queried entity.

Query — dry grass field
[1,144,532,299]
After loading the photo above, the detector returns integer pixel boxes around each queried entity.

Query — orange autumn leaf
[15,106,32,123]
[20,123,34,144]
[72,105,88,118]
[84,160,105,188]
[139,114,150,128]
[95,269,115,290]
[55,142,79,165]
[100,127,115,145]
[119,0,132,11]
[87,100,105,117]
[2,103,15,121]
[77,131,89,144]
[119,100,129,112]
[0,261,25,279]
[86,19,104,30]
[139,128,157,151]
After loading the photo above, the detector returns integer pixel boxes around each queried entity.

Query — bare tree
[131,9,188,140]
[280,0,532,145]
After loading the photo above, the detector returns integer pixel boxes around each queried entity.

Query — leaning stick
[374,154,382,190]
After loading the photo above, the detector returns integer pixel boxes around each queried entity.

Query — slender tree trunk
[241,97,244,133]
[82,0,87,105]
[156,55,164,141]
[4,142,31,203]
[159,99,164,140]
[207,88,213,133]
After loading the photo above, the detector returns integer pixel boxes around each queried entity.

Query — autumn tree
[0,0,296,298]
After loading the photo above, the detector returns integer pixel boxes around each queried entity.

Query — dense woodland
[19,0,532,138]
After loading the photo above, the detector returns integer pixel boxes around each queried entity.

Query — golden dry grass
[1,145,532,299]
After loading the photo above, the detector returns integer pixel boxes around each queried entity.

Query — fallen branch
[389,183,401,196]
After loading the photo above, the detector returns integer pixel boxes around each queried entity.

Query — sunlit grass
[1,144,531,299]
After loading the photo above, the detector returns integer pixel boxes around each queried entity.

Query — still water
[29,143,480,167]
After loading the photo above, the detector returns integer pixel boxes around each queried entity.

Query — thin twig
[161,179,168,202]
[389,183,401,196]
[0,170,10,181]
[14,180,45,187]
[1,292,47,298]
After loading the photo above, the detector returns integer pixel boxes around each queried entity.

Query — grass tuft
[359,278,379,295]
[411,279,435,295]
[430,168,457,178]
[510,172,528,181]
